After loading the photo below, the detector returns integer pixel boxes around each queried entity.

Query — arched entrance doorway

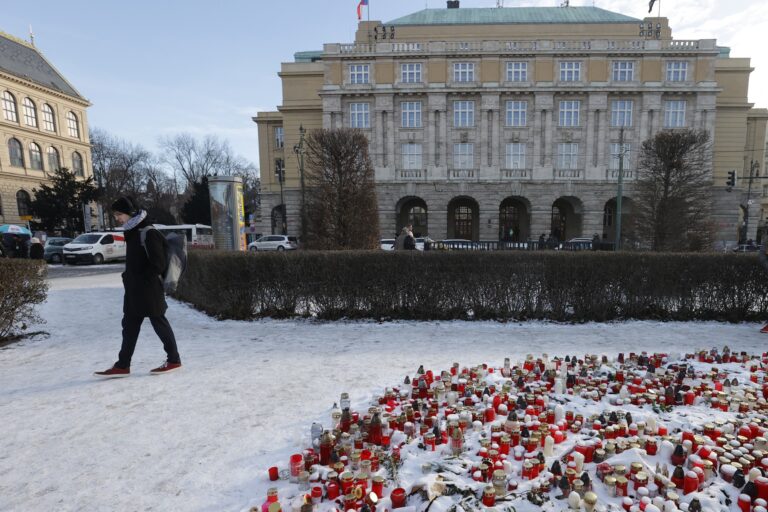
[550,197,583,242]
[271,205,286,235]
[447,196,479,240]
[602,197,636,247]
[397,197,428,237]
[499,197,530,241]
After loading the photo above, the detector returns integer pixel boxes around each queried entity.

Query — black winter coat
[122,217,168,318]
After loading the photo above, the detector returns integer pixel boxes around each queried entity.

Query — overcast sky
[4,0,766,173]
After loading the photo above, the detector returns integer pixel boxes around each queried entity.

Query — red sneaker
[149,362,182,375]
[94,366,130,378]
[760,323,768,334]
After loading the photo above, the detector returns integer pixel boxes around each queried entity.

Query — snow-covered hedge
[174,251,768,322]
[0,259,48,342]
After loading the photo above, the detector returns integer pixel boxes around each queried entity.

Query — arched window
[22,98,37,127]
[8,138,24,167]
[72,151,84,176]
[29,143,43,170]
[41,104,56,132]
[66,111,80,138]
[2,91,18,122]
[16,190,32,217]
[47,146,60,171]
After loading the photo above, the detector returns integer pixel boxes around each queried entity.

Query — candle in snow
[646,416,657,434]
[544,435,554,457]
[568,491,581,510]
[554,404,565,423]
[572,451,585,473]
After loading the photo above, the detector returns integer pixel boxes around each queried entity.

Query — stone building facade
[254,4,767,247]
[0,31,93,227]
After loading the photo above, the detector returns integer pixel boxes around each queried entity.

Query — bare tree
[158,133,254,188]
[634,129,714,251]
[304,128,379,250]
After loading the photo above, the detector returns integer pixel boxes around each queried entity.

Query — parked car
[248,235,298,251]
[62,232,126,265]
[44,237,73,263]
[380,239,395,251]
[733,244,761,253]
[437,239,474,250]
[414,237,434,251]
[559,237,594,250]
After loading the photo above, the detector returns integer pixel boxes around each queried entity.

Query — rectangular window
[401,101,422,128]
[610,100,633,127]
[401,143,422,169]
[559,100,581,127]
[453,62,475,82]
[666,61,688,82]
[42,106,55,132]
[275,127,284,148]
[401,63,422,83]
[505,143,526,169]
[612,61,634,82]
[664,100,686,128]
[274,159,285,181]
[453,100,475,127]
[559,61,581,82]
[349,64,370,84]
[506,62,528,82]
[609,143,631,170]
[505,101,527,127]
[453,143,474,169]
[350,103,370,128]
[557,143,579,170]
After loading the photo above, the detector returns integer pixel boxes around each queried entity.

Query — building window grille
[22,98,38,127]
[453,100,474,127]
[16,190,32,217]
[67,111,80,139]
[29,143,43,170]
[559,61,581,82]
[453,143,474,169]
[47,146,60,171]
[349,103,370,128]
[664,100,686,128]
[666,61,688,82]
[610,100,633,127]
[609,143,631,171]
[612,61,634,81]
[401,101,422,128]
[275,127,284,148]
[453,62,474,82]
[42,104,56,132]
[401,63,422,83]
[557,143,579,169]
[505,143,526,169]
[2,91,18,122]
[505,100,527,127]
[559,100,581,127]
[401,143,422,169]
[506,62,527,82]
[8,138,23,167]
[72,151,84,176]
[349,64,370,84]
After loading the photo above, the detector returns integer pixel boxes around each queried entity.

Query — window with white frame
[47,146,60,171]
[666,61,688,82]
[401,101,422,128]
[559,100,580,127]
[72,151,84,176]
[349,64,370,84]
[22,98,37,127]
[401,63,422,83]
[401,143,422,169]
[275,127,284,148]
[66,111,80,138]
[612,61,634,82]
[29,143,43,170]
[349,103,370,128]
[453,62,475,82]
[664,100,686,128]
[42,104,56,132]
[2,91,17,122]
[505,100,527,127]
[506,62,528,82]
[505,143,526,169]
[557,143,579,169]
[610,100,633,127]
[453,143,474,169]
[559,61,581,82]
[609,143,631,170]
[8,138,23,167]
[453,100,474,127]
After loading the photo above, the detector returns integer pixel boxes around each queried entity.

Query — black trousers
[117,315,181,369]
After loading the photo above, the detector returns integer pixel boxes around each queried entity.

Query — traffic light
[726,170,736,188]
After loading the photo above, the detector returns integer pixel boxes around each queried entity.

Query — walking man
[95,197,182,377]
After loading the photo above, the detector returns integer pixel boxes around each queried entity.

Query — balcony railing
[449,169,475,179]
[501,169,528,179]
[608,169,635,179]
[399,169,423,179]
[556,169,581,178]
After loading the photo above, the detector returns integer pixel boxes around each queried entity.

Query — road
[46,262,123,279]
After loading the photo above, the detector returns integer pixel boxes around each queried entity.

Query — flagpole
[657,0,661,18]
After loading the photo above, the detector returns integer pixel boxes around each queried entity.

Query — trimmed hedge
[173,251,768,322]
[0,259,48,341]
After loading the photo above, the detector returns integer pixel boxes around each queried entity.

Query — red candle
[390,488,407,509]
[482,487,496,507]
[738,494,752,512]
[684,471,698,495]
[756,476,768,501]
[327,482,340,500]
[268,466,279,481]
[289,454,303,480]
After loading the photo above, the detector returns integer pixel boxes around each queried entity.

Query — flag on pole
[648,0,656,13]
[357,0,369,20]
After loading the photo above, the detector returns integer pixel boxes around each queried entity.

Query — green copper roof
[717,46,731,58]
[387,7,640,26]
[294,51,323,63]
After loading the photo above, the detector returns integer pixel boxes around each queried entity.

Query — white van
[62,232,127,265]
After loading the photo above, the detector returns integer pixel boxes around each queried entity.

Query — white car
[380,239,395,251]
[62,232,126,265]
[414,237,433,251]
[248,235,298,251]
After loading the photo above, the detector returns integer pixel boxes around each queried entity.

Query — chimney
[447,1,460,8]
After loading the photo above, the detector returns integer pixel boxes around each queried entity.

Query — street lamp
[276,159,287,234]
[293,125,307,241]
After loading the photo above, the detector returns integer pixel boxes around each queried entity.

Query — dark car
[733,244,761,253]
[44,237,73,263]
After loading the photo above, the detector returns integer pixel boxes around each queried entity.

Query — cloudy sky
[4,0,766,171]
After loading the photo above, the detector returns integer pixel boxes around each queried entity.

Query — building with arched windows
[254,3,768,247]
[0,31,93,227]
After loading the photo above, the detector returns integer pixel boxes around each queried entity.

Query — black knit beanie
[111,196,137,216]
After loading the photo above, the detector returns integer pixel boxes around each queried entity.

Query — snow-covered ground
[1,267,766,512]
